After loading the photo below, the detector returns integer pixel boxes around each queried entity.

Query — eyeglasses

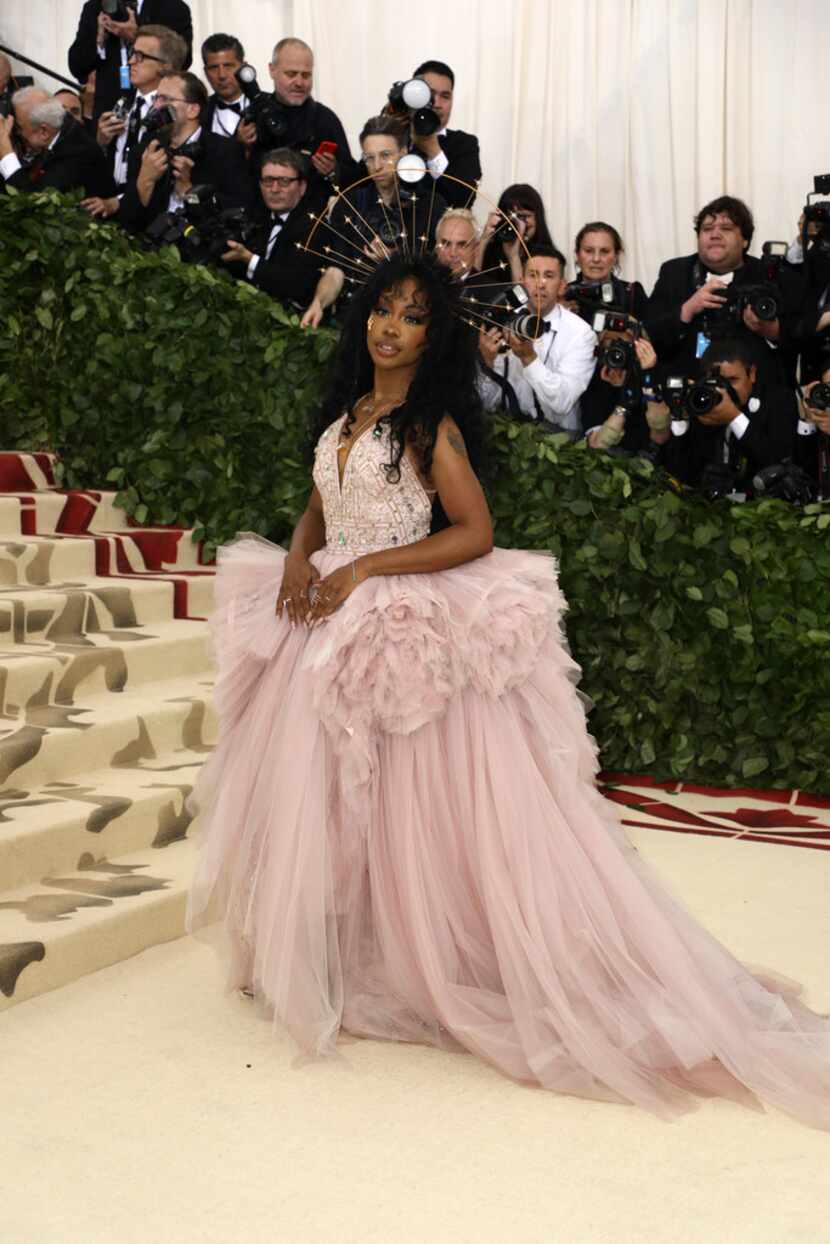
[260,175,300,188]
[127,48,166,65]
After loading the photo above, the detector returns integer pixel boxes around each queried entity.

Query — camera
[565,280,616,325]
[683,366,742,418]
[100,0,131,20]
[111,94,131,122]
[145,184,259,265]
[490,211,523,247]
[477,283,546,341]
[0,90,11,120]
[661,376,691,417]
[700,282,781,334]
[596,337,635,372]
[698,462,739,502]
[386,78,440,137]
[235,64,294,146]
[752,461,815,504]
[805,381,830,412]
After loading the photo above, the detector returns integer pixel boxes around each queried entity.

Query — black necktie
[127,97,145,148]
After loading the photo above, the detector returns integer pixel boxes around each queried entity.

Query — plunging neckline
[334,413,438,506]
[336,414,384,493]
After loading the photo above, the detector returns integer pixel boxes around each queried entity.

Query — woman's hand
[306,560,369,625]
[276,554,321,626]
[634,337,657,370]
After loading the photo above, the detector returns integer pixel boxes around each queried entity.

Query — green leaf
[742,757,769,779]
[706,607,729,630]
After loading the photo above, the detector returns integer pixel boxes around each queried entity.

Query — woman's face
[508,205,536,241]
[576,230,619,281]
[367,277,430,374]
[363,134,404,195]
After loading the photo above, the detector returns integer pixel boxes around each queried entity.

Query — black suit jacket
[68,0,193,121]
[645,253,803,386]
[1,118,116,198]
[251,96,358,212]
[226,201,320,307]
[662,383,798,488]
[119,129,253,234]
[432,129,482,208]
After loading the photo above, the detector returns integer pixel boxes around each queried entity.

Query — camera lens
[750,292,778,321]
[808,382,830,411]
[687,382,719,415]
[604,343,628,370]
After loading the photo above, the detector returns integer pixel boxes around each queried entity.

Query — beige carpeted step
[0,835,196,1011]
[0,747,207,893]
[0,458,220,1013]
[0,673,217,790]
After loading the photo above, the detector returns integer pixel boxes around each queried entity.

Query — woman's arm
[301,266,345,329]
[278,485,326,625]
[287,484,326,561]
[359,417,494,578]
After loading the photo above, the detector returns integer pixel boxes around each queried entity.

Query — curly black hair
[310,253,486,497]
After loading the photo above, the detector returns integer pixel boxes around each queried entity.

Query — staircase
[0,453,217,1011]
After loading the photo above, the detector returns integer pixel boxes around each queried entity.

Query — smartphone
[314,140,338,160]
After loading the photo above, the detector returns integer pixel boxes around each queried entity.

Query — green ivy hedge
[2,191,829,792]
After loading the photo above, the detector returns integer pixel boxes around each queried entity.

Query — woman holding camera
[477,183,556,285]
[564,221,648,320]
[581,330,671,456]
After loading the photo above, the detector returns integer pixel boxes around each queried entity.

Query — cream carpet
[3,822,829,1244]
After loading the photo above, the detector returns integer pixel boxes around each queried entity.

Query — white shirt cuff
[426,149,449,178]
[728,413,750,440]
[0,152,22,180]
[797,419,818,437]
[246,254,261,280]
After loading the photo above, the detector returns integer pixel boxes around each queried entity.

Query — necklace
[337,392,403,450]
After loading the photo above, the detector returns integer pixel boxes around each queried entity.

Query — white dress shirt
[478,303,597,433]
[211,96,249,138]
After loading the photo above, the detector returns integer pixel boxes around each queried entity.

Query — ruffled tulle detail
[187,535,830,1130]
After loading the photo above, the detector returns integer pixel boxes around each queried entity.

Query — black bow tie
[217,100,242,115]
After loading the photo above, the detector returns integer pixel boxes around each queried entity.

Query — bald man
[248,37,357,210]
[0,87,115,197]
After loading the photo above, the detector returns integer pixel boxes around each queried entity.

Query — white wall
[2,0,828,287]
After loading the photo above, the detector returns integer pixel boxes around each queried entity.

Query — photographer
[582,329,670,457]
[662,337,798,495]
[477,245,596,433]
[68,0,192,123]
[645,195,801,387]
[201,34,250,141]
[245,38,356,211]
[794,365,830,493]
[220,149,318,307]
[478,184,556,286]
[406,59,481,208]
[300,115,446,329]
[82,25,187,219]
[119,70,252,235]
[563,221,648,321]
[0,88,115,198]
[434,207,484,282]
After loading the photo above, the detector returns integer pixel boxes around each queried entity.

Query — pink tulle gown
[187,413,830,1127]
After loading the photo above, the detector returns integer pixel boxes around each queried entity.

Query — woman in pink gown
[188,254,830,1127]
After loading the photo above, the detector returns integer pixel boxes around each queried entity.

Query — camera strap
[482,361,521,420]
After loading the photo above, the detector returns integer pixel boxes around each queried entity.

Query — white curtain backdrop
[2,0,828,287]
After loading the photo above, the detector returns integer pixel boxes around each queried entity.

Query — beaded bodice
[313,414,433,555]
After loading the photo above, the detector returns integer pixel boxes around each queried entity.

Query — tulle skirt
[187,535,830,1127]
